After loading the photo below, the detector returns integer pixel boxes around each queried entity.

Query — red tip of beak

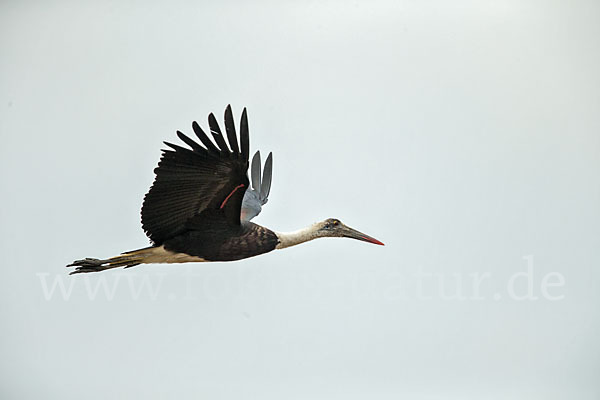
[361,236,385,246]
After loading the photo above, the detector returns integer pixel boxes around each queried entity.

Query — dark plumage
[67,105,383,275]
[142,105,250,244]
[164,212,278,261]
[142,105,278,261]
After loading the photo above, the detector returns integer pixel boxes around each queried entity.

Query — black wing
[141,105,250,244]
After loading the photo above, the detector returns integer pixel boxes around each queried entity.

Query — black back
[164,211,279,261]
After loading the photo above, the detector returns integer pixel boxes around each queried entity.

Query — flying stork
[67,106,383,274]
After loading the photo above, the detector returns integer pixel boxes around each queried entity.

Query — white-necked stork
[67,106,383,274]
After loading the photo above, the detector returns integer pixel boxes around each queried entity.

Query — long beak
[341,224,385,246]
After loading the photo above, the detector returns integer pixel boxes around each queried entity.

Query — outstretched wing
[141,105,250,244]
[240,151,273,221]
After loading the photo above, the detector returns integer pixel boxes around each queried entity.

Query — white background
[1,1,599,399]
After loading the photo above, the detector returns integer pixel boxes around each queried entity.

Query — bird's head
[316,218,384,246]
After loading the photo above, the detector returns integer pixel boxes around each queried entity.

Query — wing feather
[163,141,196,156]
[141,107,250,244]
[240,108,250,160]
[241,150,273,221]
[261,152,273,200]
[208,113,230,153]
[176,131,208,155]
[224,105,240,154]
[251,151,261,190]
[192,121,219,154]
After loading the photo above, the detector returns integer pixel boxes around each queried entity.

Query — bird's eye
[324,219,339,230]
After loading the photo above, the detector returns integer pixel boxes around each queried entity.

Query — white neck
[275,224,321,249]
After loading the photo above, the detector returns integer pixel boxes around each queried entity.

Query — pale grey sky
[1,1,599,399]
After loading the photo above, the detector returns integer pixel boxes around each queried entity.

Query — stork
[67,106,383,274]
